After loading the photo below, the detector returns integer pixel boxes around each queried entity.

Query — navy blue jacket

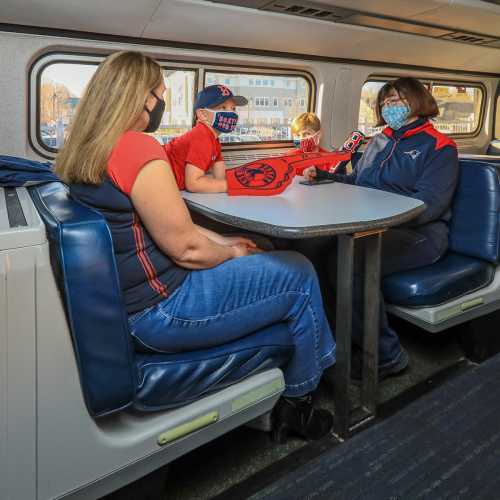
[328,119,459,227]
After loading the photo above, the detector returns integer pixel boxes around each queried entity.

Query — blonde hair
[55,51,163,184]
[291,112,321,135]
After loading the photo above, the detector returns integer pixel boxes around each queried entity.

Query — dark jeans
[294,221,449,366]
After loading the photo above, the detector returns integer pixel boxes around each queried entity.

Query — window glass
[358,80,386,137]
[358,79,483,137]
[205,71,310,143]
[161,69,196,143]
[495,94,500,140]
[39,63,98,149]
[431,85,482,135]
[38,62,196,151]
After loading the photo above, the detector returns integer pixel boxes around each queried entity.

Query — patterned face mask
[381,104,411,130]
[294,132,320,152]
[204,109,239,133]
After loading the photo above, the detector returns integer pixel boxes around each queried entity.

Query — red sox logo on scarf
[217,85,231,96]
[234,163,277,187]
[226,158,296,196]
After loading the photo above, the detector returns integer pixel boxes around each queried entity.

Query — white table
[184,178,425,438]
[183,178,425,238]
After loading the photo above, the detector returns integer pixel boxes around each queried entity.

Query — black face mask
[143,91,165,133]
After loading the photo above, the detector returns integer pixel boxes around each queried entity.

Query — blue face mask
[381,104,411,130]
[205,109,239,133]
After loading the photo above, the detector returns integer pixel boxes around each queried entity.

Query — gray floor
[247,354,500,500]
[165,322,465,500]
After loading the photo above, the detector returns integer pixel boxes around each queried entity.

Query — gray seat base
[387,266,500,333]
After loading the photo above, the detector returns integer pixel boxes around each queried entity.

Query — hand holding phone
[299,178,336,186]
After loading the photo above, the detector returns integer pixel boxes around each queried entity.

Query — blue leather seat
[30,182,294,418]
[383,160,500,307]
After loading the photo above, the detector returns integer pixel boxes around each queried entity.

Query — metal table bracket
[333,230,383,440]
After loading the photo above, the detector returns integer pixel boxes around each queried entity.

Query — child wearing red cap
[165,84,247,193]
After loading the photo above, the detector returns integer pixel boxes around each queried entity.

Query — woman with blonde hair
[56,51,336,440]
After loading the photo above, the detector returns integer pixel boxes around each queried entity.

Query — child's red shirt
[164,123,223,189]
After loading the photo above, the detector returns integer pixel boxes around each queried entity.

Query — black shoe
[351,348,409,383]
[272,395,333,443]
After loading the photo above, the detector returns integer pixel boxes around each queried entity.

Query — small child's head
[194,85,247,135]
[291,112,322,152]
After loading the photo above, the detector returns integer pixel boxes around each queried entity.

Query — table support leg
[361,233,382,414]
[333,234,354,440]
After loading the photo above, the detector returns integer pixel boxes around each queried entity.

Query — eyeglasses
[381,96,408,107]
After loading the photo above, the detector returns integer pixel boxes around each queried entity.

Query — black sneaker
[351,348,409,383]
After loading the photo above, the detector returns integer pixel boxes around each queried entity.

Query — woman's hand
[231,243,251,258]
[303,166,317,181]
[221,235,257,249]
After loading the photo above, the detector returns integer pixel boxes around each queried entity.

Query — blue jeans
[128,251,336,397]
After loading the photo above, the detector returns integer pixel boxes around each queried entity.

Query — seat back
[449,160,500,263]
[30,182,136,417]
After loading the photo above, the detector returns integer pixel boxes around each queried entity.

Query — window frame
[358,76,486,139]
[29,52,200,159]
[30,52,316,157]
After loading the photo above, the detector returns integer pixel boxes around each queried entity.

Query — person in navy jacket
[305,77,459,380]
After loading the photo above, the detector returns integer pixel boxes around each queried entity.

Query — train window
[204,71,311,144]
[431,84,483,135]
[495,94,500,140]
[36,59,196,154]
[39,62,98,150]
[358,79,483,137]
[161,69,197,144]
[358,81,386,137]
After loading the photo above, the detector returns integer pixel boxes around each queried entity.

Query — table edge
[185,200,427,239]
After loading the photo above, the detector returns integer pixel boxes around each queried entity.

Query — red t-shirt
[108,131,168,195]
[164,123,223,190]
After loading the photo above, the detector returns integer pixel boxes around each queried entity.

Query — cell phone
[299,179,336,186]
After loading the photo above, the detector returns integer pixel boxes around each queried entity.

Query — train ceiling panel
[0,0,160,37]
[209,0,500,48]
[408,1,500,38]
[1,0,500,74]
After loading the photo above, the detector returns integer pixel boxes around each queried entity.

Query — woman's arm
[195,225,257,249]
[131,159,246,269]
[407,146,459,226]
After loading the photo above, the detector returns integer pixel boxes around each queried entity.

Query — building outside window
[205,71,310,143]
[38,62,196,150]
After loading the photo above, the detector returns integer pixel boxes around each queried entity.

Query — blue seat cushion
[383,253,495,307]
[30,182,137,418]
[134,323,294,411]
[30,181,294,418]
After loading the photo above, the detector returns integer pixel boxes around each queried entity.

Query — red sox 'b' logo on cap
[218,85,231,96]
